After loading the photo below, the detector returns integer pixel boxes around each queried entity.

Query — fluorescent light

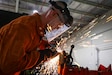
[106,15,112,22]
[33,10,38,13]
[101,15,106,19]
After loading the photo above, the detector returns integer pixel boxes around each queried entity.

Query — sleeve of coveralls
[0,23,40,74]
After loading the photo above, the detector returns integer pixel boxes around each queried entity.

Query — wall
[64,9,112,70]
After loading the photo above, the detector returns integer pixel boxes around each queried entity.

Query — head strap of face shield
[49,0,73,26]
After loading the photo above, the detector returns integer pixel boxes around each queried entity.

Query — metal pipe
[96,47,100,68]
[15,0,20,13]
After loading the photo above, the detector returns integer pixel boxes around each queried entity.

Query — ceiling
[0,0,112,42]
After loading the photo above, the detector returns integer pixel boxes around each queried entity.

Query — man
[0,0,73,75]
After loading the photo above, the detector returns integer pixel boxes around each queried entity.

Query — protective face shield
[49,0,73,27]
[45,8,64,32]
[45,1,73,41]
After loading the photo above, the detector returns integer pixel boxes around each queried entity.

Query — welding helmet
[49,0,73,27]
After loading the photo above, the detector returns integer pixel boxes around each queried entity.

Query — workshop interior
[0,0,112,75]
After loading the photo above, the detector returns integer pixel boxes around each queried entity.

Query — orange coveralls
[0,13,46,75]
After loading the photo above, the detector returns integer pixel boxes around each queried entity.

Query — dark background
[0,10,28,28]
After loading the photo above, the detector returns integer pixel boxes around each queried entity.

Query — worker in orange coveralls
[0,0,73,75]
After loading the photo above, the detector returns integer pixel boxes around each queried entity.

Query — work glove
[36,48,57,66]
